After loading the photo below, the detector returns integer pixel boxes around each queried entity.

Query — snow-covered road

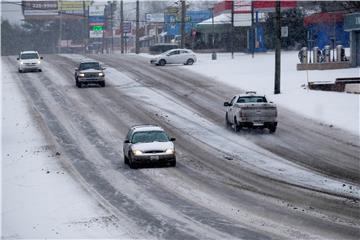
[2,53,359,239]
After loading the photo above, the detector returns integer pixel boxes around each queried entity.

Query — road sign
[122,22,131,33]
[89,5,105,16]
[89,16,105,23]
[281,26,288,37]
[90,30,103,38]
[92,26,104,31]
[145,13,164,23]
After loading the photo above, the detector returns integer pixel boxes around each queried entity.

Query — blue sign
[89,16,105,23]
[122,22,131,33]
[164,10,211,36]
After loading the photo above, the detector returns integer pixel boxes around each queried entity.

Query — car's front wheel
[75,79,81,88]
[186,59,194,65]
[99,81,105,87]
[18,69,22,73]
[124,153,129,165]
[225,113,231,128]
[269,125,277,133]
[233,117,241,132]
[159,59,166,66]
[128,153,138,169]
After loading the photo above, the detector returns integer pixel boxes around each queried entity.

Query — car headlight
[98,72,104,77]
[20,61,24,65]
[78,73,85,77]
[132,149,143,156]
[37,60,41,64]
[165,148,175,154]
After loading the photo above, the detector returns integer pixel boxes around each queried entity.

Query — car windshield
[20,53,39,59]
[79,62,100,70]
[131,131,169,144]
[237,96,267,103]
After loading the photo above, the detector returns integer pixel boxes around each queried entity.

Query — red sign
[215,0,296,15]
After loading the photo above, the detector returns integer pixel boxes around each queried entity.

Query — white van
[17,51,43,73]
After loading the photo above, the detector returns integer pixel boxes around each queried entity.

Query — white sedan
[150,48,197,66]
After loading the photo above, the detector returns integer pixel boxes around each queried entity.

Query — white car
[150,48,197,66]
[17,51,43,73]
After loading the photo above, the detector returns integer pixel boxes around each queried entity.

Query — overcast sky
[1,2,24,25]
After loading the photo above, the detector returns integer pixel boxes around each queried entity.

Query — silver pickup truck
[224,92,278,133]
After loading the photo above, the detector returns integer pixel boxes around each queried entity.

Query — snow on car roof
[131,125,164,133]
[80,59,99,63]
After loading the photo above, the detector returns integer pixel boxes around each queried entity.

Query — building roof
[197,13,231,25]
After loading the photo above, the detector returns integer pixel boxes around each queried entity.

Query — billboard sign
[58,1,90,15]
[89,4,105,16]
[23,0,58,16]
[90,30,103,38]
[233,0,251,27]
[145,13,164,23]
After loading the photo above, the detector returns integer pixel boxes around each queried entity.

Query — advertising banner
[90,30,103,38]
[145,13,165,23]
[23,0,58,16]
[89,4,105,16]
[58,1,90,15]
[233,0,251,27]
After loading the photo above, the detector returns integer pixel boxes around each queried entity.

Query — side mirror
[40,56,43,60]
[224,102,231,107]
[170,137,176,142]
[17,58,19,60]
[124,140,130,144]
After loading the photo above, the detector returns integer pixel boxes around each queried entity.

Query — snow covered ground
[1,60,129,238]
[141,51,359,135]
[185,51,360,135]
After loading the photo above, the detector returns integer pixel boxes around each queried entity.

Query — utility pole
[180,0,186,48]
[274,1,281,94]
[58,0,62,54]
[120,0,124,54]
[83,0,87,54]
[135,0,140,54]
[251,0,254,58]
[110,1,114,53]
[231,0,234,59]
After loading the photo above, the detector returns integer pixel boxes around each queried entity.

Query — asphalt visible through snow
[3,54,360,240]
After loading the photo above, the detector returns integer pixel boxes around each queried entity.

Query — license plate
[150,156,159,160]
[253,122,264,126]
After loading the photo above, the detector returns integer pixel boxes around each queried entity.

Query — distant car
[150,48,197,66]
[74,60,105,88]
[17,51,43,73]
[224,91,278,133]
[123,125,176,169]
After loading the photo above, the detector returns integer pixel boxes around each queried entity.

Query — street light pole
[274,1,281,94]
[211,7,216,60]
[135,0,139,54]
[180,0,186,48]
[120,0,124,54]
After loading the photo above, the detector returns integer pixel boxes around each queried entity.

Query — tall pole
[83,0,87,54]
[274,1,281,94]
[231,0,234,59]
[135,0,140,54]
[180,0,186,48]
[120,0,124,53]
[110,2,114,53]
[58,0,62,54]
[251,1,254,58]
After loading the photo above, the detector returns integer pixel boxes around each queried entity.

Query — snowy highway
[2,54,360,239]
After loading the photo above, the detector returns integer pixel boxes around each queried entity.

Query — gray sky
[1,1,24,25]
